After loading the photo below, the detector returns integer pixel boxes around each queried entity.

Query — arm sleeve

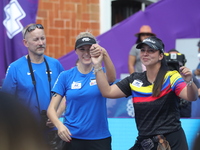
[170,71,186,96]
[57,60,65,72]
[1,65,17,95]
[52,71,66,96]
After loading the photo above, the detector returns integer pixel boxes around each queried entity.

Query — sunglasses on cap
[23,24,44,38]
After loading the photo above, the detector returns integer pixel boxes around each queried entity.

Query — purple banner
[59,0,200,79]
[0,0,38,85]
[59,0,200,118]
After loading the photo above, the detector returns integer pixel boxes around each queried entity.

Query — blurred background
[1,0,200,149]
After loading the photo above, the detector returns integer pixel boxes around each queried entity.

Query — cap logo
[75,36,96,49]
[143,38,156,44]
[82,37,91,42]
[136,37,164,52]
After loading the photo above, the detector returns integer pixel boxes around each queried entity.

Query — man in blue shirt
[1,23,65,149]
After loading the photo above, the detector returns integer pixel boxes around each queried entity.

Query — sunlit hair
[22,23,36,39]
[75,31,97,42]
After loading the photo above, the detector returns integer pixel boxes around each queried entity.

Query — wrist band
[186,78,193,86]
[93,67,102,74]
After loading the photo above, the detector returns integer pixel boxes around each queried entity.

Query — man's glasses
[23,24,44,38]
[140,48,158,54]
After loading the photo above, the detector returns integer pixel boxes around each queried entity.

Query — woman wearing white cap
[91,36,198,150]
[128,25,156,74]
[47,31,116,150]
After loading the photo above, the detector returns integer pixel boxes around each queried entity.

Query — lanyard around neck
[27,55,51,112]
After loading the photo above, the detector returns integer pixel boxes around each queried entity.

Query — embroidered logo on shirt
[27,70,35,75]
[71,81,81,89]
[132,79,143,88]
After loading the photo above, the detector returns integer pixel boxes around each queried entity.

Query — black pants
[130,128,188,150]
[165,128,188,150]
[64,137,112,150]
[47,130,66,150]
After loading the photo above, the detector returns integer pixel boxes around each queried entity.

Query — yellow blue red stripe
[130,70,186,103]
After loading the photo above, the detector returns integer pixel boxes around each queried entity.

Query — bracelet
[93,67,102,74]
[185,78,193,86]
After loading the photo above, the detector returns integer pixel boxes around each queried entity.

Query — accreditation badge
[71,81,81,89]
[132,79,143,88]
[90,78,97,86]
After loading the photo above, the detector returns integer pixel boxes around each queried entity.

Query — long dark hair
[135,35,142,44]
[152,43,168,97]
